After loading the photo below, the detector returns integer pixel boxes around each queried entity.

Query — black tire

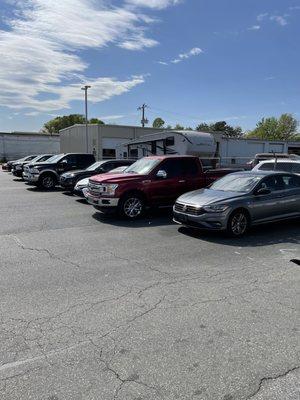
[118,193,145,220]
[38,174,57,190]
[227,209,250,237]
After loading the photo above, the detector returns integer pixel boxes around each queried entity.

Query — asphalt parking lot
[0,171,299,400]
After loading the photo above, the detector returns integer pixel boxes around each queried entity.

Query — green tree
[196,121,243,138]
[89,118,105,125]
[174,124,185,130]
[152,117,165,128]
[246,114,299,140]
[43,114,105,133]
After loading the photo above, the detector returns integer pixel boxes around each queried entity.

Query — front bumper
[12,169,23,177]
[60,179,76,190]
[27,173,40,183]
[173,209,228,231]
[86,193,120,208]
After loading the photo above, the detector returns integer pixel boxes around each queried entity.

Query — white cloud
[126,0,181,10]
[257,13,269,21]
[170,47,203,64]
[99,115,125,121]
[248,25,261,31]
[289,6,300,10]
[270,15,288,26]
[0,0,158,112]
[157,61,168,65]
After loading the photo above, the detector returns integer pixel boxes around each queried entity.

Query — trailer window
[103,149,116,159]
[165,137,175,146]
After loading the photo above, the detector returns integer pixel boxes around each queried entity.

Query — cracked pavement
[0,172,299,400]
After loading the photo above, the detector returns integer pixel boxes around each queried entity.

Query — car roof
[257,159,300,164]
[143,155,199,160]
[229,170,296,177]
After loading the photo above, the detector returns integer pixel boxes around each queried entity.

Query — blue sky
[0,0,299,132]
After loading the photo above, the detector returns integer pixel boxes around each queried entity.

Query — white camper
[117,130,218,166]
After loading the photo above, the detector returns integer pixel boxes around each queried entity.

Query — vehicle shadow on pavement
[178,219,300,247]
[25,186,64,192]
[92,208,174,228]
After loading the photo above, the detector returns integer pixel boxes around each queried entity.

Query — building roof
[0,131,59,137]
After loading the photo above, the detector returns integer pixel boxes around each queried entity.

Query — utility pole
[138,103,148,127]
[81,85,91,152]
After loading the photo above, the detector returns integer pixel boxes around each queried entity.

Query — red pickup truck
[86,156,236,219]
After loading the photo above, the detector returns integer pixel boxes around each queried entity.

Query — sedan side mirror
[156,170,167,179]
[255,187,271,196]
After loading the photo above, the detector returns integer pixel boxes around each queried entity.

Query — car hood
[61,169,89,177]
[89,172,143,184]
[177,188,246,206]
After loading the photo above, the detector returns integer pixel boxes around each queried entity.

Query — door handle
[179,180,186,183]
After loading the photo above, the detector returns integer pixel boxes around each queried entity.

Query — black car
[12,154,54,178]
[59,159,134,191]
[26,153,95,189]
[5,155,37,172]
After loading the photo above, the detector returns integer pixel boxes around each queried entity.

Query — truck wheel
[39,174,56,190]
[119,193,145,219]
[227,209,250,237]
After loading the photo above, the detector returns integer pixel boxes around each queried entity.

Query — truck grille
[88,182,106,196]
[175,202,205,216]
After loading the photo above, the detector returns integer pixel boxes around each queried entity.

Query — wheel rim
[123,198,143,218]
[43,176,54,188]
[231,213,247,236]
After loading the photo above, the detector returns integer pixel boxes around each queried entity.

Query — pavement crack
[246,365,300,399]
[9,234,81,269]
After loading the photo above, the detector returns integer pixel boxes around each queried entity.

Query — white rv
[117,130,218,166]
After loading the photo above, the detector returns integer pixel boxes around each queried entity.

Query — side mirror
[58,160,68,169]
[156,170,167,179]
[255,187,271,196]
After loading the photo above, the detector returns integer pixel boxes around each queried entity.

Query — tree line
[43,113,299,141]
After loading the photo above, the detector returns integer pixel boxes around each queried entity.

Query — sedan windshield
[86,161,106,171]
[210,174,262,193]
[125,158,161,175]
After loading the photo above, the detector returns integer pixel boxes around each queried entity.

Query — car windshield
[125,158,161,175]
[86,161,106,171]
[210,174,262,193]
[45,154,64,163]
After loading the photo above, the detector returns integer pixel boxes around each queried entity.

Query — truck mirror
[156,170,167,179]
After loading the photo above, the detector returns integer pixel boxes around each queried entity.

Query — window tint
[260,176,285,192]
[292,164,300,174]
[160,159,184,178]
[101,162,116,172]
[182,159,199,176]
[258,162,273,171]
[282,175,300,188]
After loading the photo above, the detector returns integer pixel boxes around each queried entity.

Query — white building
[0,131,60,161]
[60,124,165,159]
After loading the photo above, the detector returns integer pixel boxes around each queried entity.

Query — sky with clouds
[0,0,299,132]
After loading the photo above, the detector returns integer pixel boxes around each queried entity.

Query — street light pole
[81,85,91,152]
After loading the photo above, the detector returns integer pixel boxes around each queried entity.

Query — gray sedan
[173,171,300,237]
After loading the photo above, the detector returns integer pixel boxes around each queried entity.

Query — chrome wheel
[231,212,248,236]
[123,197,143,218]
[42,176,54,189]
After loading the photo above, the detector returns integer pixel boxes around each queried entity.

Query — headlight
[203,204,229,213]
[67,173,75,178]
[16,165,22,170]
[102,184,118,196]
[32,168,41,174]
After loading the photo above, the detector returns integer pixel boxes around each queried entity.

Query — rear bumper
[173,209,228,231]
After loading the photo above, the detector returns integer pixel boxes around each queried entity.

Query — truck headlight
[203,204,229,213]
[102,184,118,196]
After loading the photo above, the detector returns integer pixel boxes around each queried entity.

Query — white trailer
[117,130,218,166]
